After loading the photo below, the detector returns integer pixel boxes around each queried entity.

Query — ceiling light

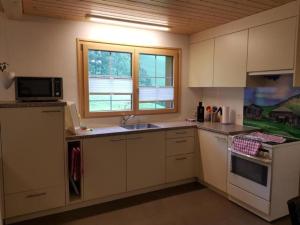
[86,14,170,31]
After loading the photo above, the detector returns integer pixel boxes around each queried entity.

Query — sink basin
[121,123,160,130]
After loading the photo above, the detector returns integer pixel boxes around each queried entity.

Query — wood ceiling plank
[28,0,219,27]
[24,1,215,31]
[84,0,240,21]
[22,0,295,34]
[30,0,232,26]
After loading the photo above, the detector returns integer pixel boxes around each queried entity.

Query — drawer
[5,186,65,218]
[166,136,194,156]
[166,154,195,182]
[228,184,270,214]
[166,128,194,139]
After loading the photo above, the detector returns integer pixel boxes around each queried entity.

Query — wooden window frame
[77,39,181,118]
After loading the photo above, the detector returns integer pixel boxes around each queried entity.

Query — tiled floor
[14,183,290,225]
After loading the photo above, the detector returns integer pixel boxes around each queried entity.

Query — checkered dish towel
[232,136,262,156]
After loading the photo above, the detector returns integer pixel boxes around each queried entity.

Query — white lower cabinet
[0,107,65,218]
[166,129,195,182]
[198,130,228,193]
[126,132,165,191]
[166,154,195,183]
[83,135,126,200]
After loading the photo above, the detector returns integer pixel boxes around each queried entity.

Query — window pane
[89,100,111,112]
[139,77,155,87]
[111,95,132,101]
[89,78,133,94]
[87,48,133,113]
[112,101,132,111]
[88,50,131,79]
[139,101,173,110]
[139,54,155,77]
[111,52,131,78]
[88,50,110,76]
[138,53,174,111]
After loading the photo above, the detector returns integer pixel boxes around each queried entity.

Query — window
[78,41,179,117]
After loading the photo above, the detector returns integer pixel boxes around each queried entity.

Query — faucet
[120,115,135,126]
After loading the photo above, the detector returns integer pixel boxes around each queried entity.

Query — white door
[83,135,126,200]
[127,132,165,191]
[247,17,297,72]
[0,107,65,194]
[214,30,248,87]
[189,39,214,87]
[199,130,228,192]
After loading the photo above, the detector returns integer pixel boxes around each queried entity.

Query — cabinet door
[214,30,248,87]
[188,39,214,87]
[83,135,126,200]
[198,130,228,193]
[127,132,165,191]
[0,107,65,194]
[247,17,297,72]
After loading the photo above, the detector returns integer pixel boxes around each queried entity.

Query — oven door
[228,150,271,201]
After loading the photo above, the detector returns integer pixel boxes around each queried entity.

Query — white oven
[227,134,300,221]
[228,148,272,201]
[227,135,273,215]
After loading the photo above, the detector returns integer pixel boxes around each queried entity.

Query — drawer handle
[26,192,47,198]
[127,137,142,140]
[110,139,124,142]
[42,110,61,113]
[215,136,227,142]
[176,157,187,160]
[175,131,187,134]
[175,140,187,143]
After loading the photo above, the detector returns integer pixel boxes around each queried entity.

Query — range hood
[248,69,294,76]
[246,70,294,87]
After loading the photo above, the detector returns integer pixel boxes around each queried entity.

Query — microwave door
[17,78,53,98]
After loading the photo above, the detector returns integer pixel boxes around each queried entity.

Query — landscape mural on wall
[244,76,300,138]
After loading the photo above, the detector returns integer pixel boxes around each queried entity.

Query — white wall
[200,88,244,125]
[0,13,201,127]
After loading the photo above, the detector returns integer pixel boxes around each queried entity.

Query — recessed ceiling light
[86,14,171,31]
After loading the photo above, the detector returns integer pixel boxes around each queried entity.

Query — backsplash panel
[244,76,300,138]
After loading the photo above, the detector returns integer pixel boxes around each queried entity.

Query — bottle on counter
[197,102,205,122]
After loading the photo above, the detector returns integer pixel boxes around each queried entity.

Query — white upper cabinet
[213,30,248,87]
[247,17,297,72]
[188,39,214,87]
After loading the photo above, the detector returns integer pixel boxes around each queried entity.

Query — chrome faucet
[120,115,135,126]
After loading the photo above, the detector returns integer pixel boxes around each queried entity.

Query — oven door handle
[229,148,272,165]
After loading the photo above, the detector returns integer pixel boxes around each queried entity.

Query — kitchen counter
[197,122,260,135]
[65,121,259,140]
[65,121,197,140]
[0,101,66,108]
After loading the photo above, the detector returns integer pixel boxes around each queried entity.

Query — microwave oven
[15,76,63,101]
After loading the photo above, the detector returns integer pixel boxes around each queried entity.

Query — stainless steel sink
[121,123,160,130]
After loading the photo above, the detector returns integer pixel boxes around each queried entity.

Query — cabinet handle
[26,192,47,198]
[176,157,187,161]
[175,140,187,143]
[42,110,61,113]
[110,139,124,142]
[127,137,142,140]
[175,131,187,134]
[215,136,227,142]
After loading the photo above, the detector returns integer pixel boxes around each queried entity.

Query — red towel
[70,147,81,181]
[233,136,261,156]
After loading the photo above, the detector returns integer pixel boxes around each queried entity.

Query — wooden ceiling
[22,0,295,34]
